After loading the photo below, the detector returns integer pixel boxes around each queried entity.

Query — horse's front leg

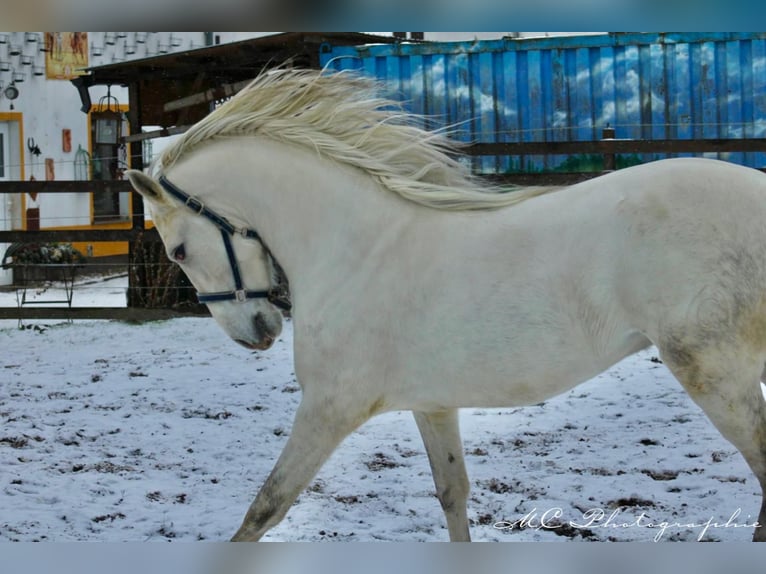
[231,393,366,541]
[413,409,471,541]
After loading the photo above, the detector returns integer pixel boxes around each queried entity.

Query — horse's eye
[172,244,186,262]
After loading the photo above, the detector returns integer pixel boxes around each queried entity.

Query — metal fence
[0,180,207,322]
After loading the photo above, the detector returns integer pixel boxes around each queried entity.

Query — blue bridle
[158,175,291,312]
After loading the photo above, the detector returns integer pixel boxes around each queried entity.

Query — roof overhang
[72,32,403,127]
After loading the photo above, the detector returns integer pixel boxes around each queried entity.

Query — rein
[158,175,291,312]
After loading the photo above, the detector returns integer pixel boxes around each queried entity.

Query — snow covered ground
[0,275,764,542]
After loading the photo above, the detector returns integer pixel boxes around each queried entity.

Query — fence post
[601,127,616,171]
[126,82,144,308]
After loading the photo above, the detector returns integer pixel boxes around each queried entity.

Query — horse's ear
[126,169,165,203]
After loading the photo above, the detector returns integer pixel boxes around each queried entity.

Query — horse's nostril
[254,312,268,334]
[251,313,275,349]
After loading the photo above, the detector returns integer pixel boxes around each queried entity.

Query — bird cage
[74,144,90,180]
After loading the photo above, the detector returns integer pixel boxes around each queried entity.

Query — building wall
[0,33,209,284]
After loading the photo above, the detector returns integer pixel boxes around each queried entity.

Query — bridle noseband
[158,176,291,312]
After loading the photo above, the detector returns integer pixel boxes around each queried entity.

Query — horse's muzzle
[235,312,277,350]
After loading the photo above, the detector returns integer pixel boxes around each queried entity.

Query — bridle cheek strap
[157,175,291,312]
[194,229,270,304]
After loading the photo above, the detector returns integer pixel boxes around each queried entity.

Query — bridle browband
[158,175,291,312]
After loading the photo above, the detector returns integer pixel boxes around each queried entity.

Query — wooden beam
[0,228,160,243]
[122,125,190,144]
[487,172,604,186]
[162,80,251,112]
[175,72,210,127]
[0,180,134,194]
[466,138,766,156]
[0,307,209,321]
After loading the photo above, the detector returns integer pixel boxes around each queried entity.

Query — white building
[0,32,287,285]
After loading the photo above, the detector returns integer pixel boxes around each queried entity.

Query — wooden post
[602,127,616,171]
[126,82,144,308]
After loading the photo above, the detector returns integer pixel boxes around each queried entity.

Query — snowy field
[1,275,764,543]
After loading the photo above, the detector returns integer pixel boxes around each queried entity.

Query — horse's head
[126,169,285,351]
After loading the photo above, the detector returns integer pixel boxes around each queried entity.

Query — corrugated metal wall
[320,32,766,173]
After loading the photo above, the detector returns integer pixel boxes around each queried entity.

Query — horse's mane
[159,68,559,212]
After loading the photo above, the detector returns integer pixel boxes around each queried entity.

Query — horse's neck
[176,138,415,294]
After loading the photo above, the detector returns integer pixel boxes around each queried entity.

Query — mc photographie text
[493,507,760,541]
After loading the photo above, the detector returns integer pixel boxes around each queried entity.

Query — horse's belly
[390,325,651,411]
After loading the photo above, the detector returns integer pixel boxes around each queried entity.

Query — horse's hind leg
[660,345,766,541]
[413,409,471,541]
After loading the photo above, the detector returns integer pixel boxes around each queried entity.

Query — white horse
[127,69,766,542]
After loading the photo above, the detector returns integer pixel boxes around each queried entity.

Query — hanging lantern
[94,111,121,144]
[93,86,122,145]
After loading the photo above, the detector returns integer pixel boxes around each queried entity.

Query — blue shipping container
[319,32,766,173]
